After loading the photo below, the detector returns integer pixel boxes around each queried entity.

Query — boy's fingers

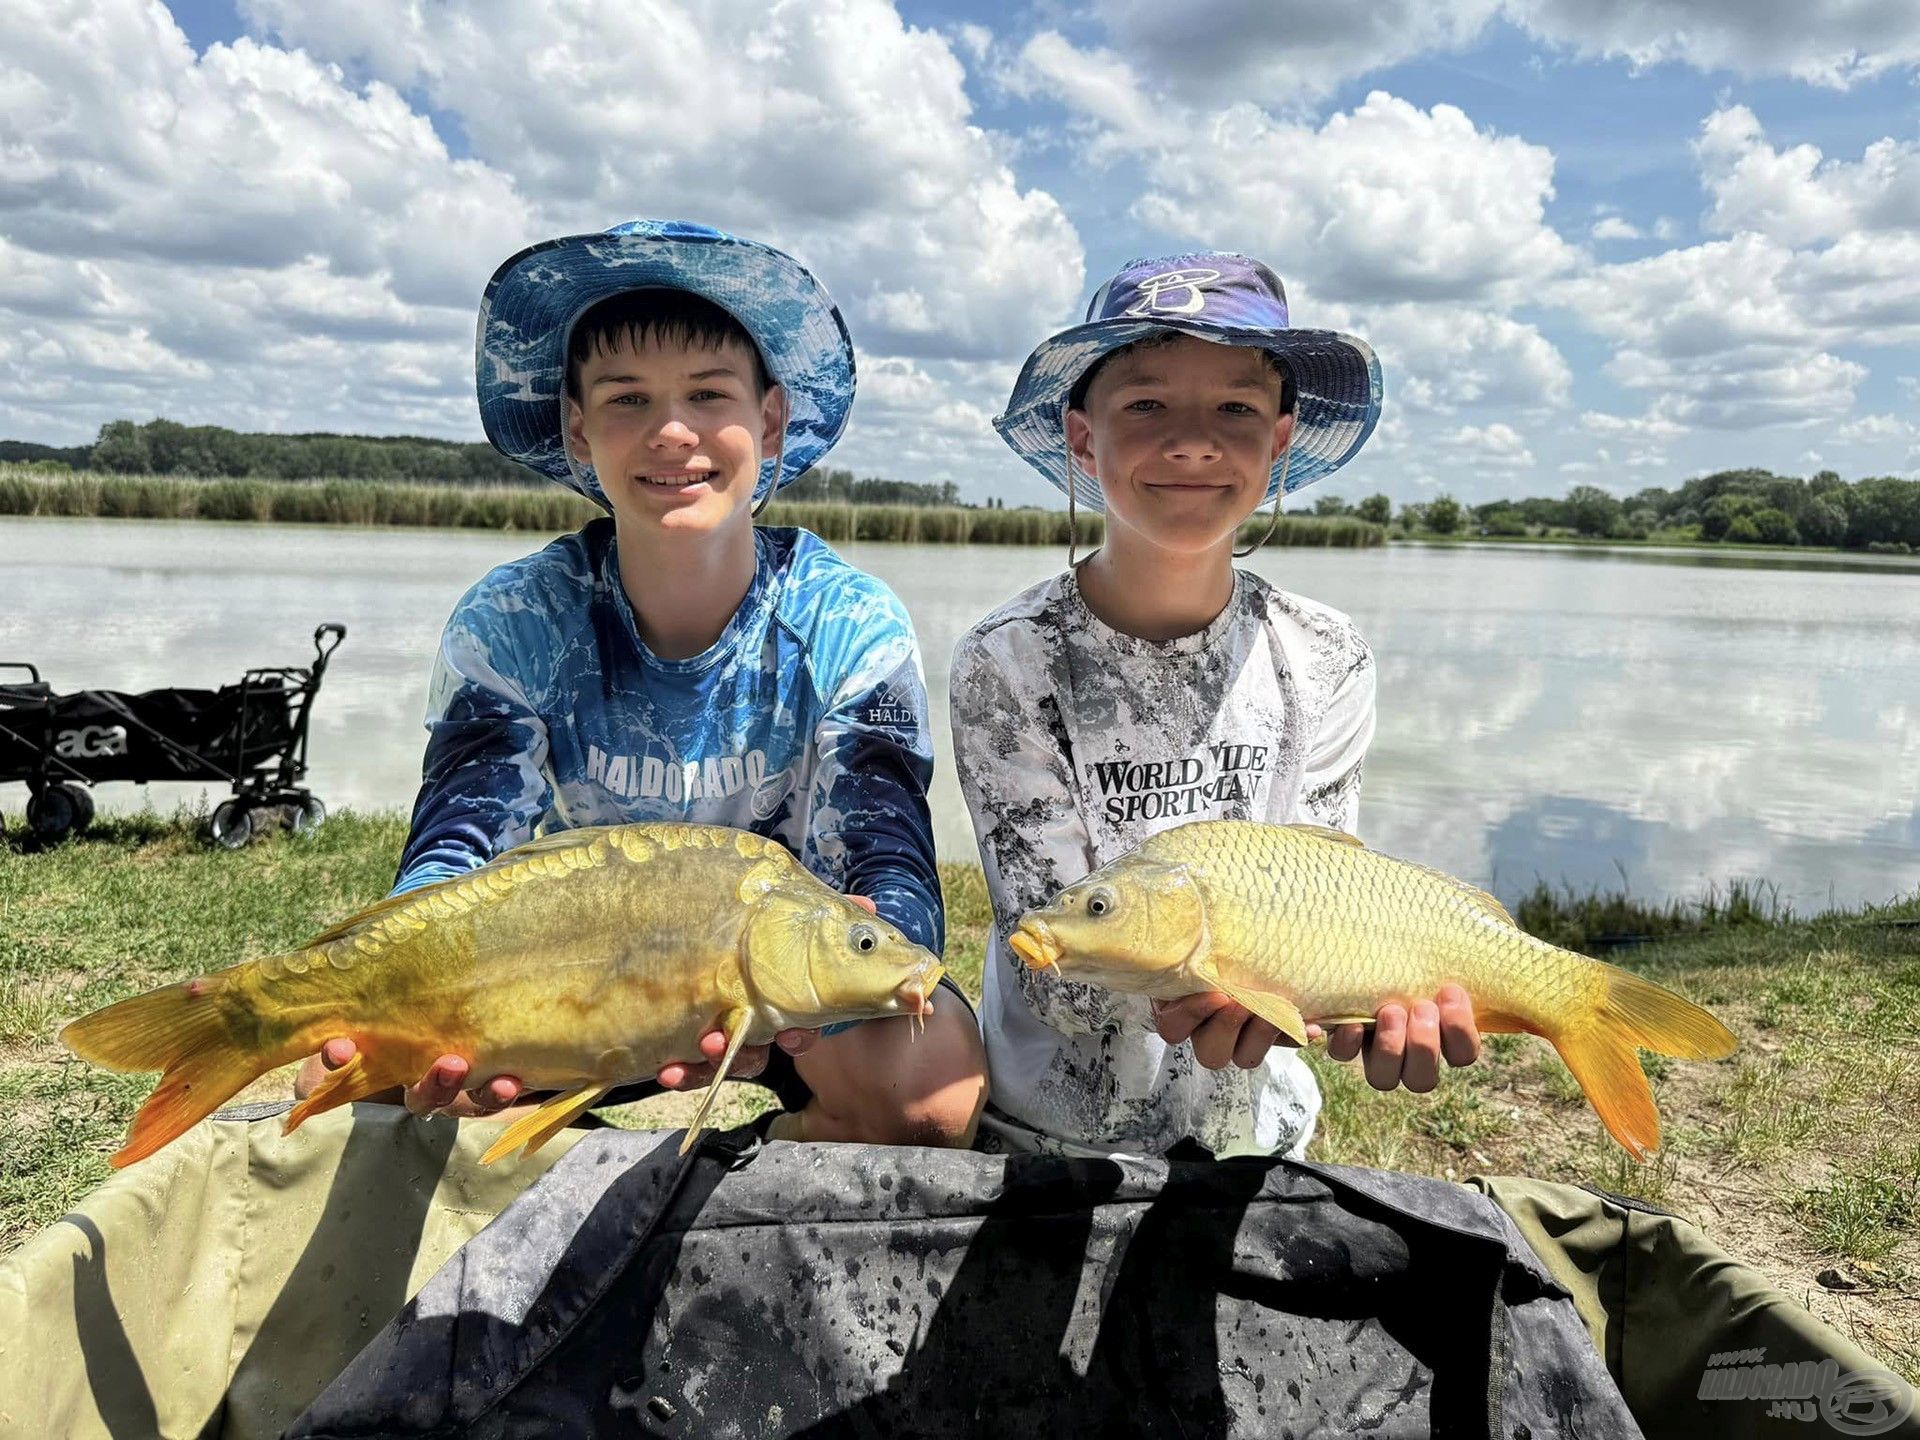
[1400,1001,1442,1093]
[776,1028,819,1055]
[848,895,879,915]
[1436,986,1481,1067]
[1152,993,1229,1045]
[1325,1023,1367,1062]
[463,1076,523,1114]
[320,1037,357,1070]
[404,1055,470,1115]
[1233,1018,1281,1069]
[1363,1006,1408,1090]
[655,1060,710,1091]
[1190,1004,1249,1070]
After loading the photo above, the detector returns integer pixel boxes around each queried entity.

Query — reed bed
[0,465,1386,547]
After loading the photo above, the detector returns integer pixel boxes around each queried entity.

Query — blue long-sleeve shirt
[395,520,944,959]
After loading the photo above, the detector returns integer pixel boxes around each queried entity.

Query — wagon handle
[312,623,346,672]
[0,662,43,684]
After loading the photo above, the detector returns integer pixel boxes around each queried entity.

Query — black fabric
[290,1132,1641,1440]
[0,686,296,783]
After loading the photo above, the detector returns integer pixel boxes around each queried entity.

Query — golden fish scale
[239,824,797,1089]
[1144,821,1604,1026]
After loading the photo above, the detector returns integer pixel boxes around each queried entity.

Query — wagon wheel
[291,795,327,834]
[26,786,77,845]
[57,782,95,834]
[209,798,254,850]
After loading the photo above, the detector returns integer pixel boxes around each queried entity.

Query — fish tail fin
[1600,965,1740,1061]
[60,972,269,1169]
[1550,966,1739,1160]
[1549,1021,1663,1161]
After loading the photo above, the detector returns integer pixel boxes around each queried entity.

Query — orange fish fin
[680,1009,753,1155]
[283,1049,413,1132]
[1600,965,1739,1060]
[479,1083,612,1165]
[60,972,272,1169]
[1550,1022,1662,1161]
[1201,973,1309,1047]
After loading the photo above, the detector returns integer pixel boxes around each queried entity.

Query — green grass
[3,813,1914,1376]
[0,464,1386,547]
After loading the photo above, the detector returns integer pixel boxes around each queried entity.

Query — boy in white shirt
[953,253,1478,1158]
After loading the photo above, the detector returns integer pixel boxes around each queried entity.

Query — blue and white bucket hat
[994,252,1383,510]
[477,219,855,510]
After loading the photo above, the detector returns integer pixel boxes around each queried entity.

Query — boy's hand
[1152,984,1480,1092]
[293,1039,524,1117]
[655,893,880,1090]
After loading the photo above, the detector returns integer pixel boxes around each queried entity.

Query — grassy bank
[0,464,1385,547]
[2,812,1913,1376]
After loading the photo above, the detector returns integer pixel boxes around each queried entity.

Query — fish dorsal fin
[1453,879,1515,927]
[1285,823,1367,848]
[293,827,619,950]
[296,884,445,949]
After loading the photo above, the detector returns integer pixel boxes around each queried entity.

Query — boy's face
[1066,335,1293,556]
[566,332,784,538]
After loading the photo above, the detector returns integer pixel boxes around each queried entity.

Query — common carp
[61,823,944,1168]
[1007,819,1737,1158]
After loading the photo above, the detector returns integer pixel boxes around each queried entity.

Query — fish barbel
[61,823,945,1168]
[1006,819,1736,1158]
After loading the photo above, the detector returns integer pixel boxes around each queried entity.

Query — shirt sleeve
[950,628,1120,1036]
[1296,638,1376,836]
[804,606,944,956]
[391,606,554,896]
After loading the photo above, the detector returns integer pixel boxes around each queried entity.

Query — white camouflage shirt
[950,565,1376,1159]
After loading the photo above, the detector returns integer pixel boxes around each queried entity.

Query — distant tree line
[6,421,998,507]
[1313,470,1920,552]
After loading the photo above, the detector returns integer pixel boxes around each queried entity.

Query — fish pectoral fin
[680,1009,753,1156]
[1206,979,1310,1047]
[479,1083,613,1165]
[284,1049,415,1132]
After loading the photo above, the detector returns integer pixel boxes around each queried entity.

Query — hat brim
[477,222,854,509]
[992,317,1383,511]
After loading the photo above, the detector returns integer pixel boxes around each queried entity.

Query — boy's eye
[689,389,727,402]
[1123,399,1163,413]
[608,393,645,407]
[1221,402,1258,415]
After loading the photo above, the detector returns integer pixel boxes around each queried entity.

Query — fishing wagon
[0,623,345,848]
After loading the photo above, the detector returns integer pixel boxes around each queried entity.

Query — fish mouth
[1008,920,1061,971]
[895,964,946,1037]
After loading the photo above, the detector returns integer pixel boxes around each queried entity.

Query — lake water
[2,517,1916,912]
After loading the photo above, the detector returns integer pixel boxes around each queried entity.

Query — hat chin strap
[1234,440,1294,559]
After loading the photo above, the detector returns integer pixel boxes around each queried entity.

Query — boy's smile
[566,334,784,535]
[1067,334,1292,556]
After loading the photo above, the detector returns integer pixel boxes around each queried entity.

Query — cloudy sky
[2,0,1916,504]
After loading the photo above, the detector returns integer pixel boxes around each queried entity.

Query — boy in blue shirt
[299,220,987,1147]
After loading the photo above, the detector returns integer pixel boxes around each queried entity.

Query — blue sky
[2,0,1915,504]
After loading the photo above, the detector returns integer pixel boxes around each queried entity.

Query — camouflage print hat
[476,220,855,511]
[995,251,1383,510]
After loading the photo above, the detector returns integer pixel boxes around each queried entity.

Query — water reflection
[1,518,1913,912]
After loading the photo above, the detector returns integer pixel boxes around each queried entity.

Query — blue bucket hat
[476,219,855,510]
[994,252,1383,510]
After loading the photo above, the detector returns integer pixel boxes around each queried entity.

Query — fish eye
[851,923,878,953]
[1086,887,1116,918]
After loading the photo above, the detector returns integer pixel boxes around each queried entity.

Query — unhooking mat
[2,1103,1911,1439]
